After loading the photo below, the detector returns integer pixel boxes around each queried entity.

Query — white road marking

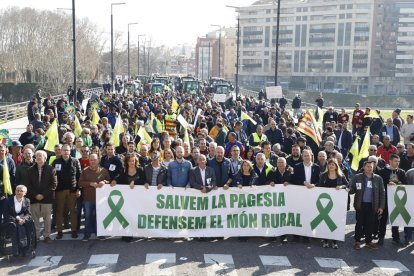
[204,254,238,276]
[27,256,62,267]
[144,253,176,276]
[372,260,410,272]
[314,257,349,269]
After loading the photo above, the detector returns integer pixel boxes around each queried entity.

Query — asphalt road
[1,210,413,276]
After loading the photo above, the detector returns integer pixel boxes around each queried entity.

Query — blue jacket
[207,157,232,187]
[107,112,117,128]
[335,129,353,155]
[167,160,192,187]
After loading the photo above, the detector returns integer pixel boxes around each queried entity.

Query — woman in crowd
[317,158,349,249]
[229,160,258,188]
[244,147,255,162]
[111,154,146,242]
[162,149,174,167]
[34,128,46,151]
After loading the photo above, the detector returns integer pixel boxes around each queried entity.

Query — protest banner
[97,185,347,241]
[265,86,283,99]
[387,185,414,227]
[213,94,227,103]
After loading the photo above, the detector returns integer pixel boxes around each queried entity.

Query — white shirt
[14,196,23,214]
[199,167,206,186]
[304,163,312,183]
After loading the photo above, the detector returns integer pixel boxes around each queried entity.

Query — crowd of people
[0,87,413,258]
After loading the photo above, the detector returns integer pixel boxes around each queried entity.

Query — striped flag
[297,110,322,145]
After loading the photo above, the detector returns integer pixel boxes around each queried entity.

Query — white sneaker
[332,243,339,249]
[323,241,330,248]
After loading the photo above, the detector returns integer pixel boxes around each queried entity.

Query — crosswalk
[3,253,410,275]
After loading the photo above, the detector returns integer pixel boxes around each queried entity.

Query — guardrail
[0,87,103,124]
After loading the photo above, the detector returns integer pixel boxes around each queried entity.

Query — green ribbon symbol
[389,186,411,225]
[103,190,129,229]
[310,193,337,232]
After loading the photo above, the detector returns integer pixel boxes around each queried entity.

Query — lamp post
[57,4,77,102]
[137,34,145,76]
[211,24,222,78]
[226,5,240,99]
[127,22,138,80]
[274,0,281,86]
[111,2,126,91]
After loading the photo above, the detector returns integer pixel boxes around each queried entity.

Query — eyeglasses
[81,150,89,153]
[369,149,377,151]
[397,146,404,149]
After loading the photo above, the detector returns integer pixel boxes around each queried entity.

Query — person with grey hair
[252,152,274,185]
[208,146,232,188]
[3,185,34,259]
[25,150,57,243]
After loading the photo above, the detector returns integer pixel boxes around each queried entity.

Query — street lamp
[111,2,126,92]
[57,2,77,103]
[137,34,145,76]
[211,24,222,78]
[127,22,138,80]
[226,5,240,99]
[274,0,281,86]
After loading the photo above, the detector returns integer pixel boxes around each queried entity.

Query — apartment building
[195,27,237,82]
[237,0,414,94]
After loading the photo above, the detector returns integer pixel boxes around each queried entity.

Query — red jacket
[377,144,398,164]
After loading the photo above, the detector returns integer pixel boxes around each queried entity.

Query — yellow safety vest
[252,133,267,148]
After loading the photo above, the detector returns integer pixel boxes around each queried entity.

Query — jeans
[83,200,96,237]
[404,227,413,241]
[76,196,84,232]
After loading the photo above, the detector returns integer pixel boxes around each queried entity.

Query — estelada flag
[297,110,322,145]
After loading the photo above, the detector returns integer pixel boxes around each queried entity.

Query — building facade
[195,28,237,82]
[236,0,414,95]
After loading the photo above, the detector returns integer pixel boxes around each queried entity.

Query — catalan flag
[297,110,322,145]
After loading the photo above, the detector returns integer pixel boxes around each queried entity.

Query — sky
[1,0,254,47]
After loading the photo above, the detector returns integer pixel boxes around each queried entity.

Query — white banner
[213,94,227,103]
[96,185,347,241]
[265,86,283,99]
[387,185,414,227]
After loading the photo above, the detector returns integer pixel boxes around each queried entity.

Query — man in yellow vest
[249,124,268,150]
[164,108,177,138]
[152,112,165,136]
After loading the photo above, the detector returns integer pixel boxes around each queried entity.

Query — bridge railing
[0,87,103,123]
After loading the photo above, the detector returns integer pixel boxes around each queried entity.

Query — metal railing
[0,87,103,124]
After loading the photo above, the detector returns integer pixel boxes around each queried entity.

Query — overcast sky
[1,0,253,47]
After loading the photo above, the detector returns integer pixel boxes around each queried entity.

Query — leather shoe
[354,242,361,249]
[44,237,53,244]
[56,232,63,240]
[365,242,378,249]
[71,231,78,239]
